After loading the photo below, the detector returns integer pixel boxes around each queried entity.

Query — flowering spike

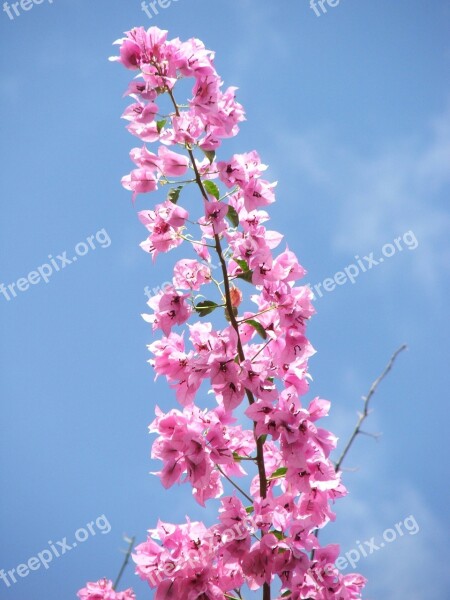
[78,26,367,600]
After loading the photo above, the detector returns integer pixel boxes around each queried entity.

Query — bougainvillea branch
[334,344,407,473]
[310,344,407,561]
[77,26,370,599]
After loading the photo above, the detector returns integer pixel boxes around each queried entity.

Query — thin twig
[113,535,135,591]
[310,344,407,561]
[251,339,273,362]
[335,344,407,472]
[216,465,254,504]
[236,305,277,324]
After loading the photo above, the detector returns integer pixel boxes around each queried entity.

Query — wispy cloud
[275,105,450,289]
[328,482,450,599]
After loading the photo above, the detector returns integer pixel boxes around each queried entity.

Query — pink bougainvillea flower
[157,146,190,177]
[122,101,158,125]
[143,285,192,336]
[129,145,162,170]
[173,259,211,290]
[77,579,135,600]
[138,201,188,258]
[121,167,159,202]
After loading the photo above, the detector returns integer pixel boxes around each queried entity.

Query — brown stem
[166,83,270,600]
[192,150,269,500]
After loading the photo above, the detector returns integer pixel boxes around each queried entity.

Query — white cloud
[275,105,450,289]
[329,483,450,599]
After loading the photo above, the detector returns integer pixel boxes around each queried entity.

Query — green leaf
[234,258,252,283]
[236,270,253,283]
[194,300,219,317]
[235,258,249,272]
[233,452,255,462]
[203,180,220,200]
[245,505,254,514]
[246,319,267,340]
[226,205,239,228]
[271,530,285,541]
[156,119,167,133]
[202,149,216,164]
[270,467,287,480]
[167,185,183,204]
[281,591,292,598]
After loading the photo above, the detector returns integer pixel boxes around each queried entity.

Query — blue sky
[0,1,449,598]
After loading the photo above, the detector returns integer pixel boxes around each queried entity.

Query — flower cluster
[78,26,367,600]
[149,405,253,505]
[77,579,135,600]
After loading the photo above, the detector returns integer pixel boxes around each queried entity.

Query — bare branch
[357,430,382,440]
[216,465,254,504]
[335,344,407,473]
[113,535,136,591]
[311,344,407,560]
